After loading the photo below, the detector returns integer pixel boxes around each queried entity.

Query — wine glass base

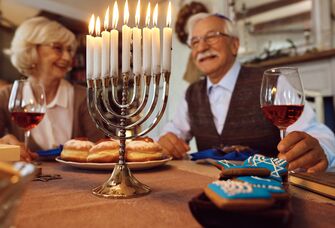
[92,164,151,199]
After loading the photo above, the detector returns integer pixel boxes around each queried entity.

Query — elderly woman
[0,17,104,161]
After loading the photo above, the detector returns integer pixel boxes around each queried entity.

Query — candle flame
[104,7,109,30]
[112,1,119,29]
[96,16,101,36]
[124,0,129,25]
[145,2,150,27]
[153,3,158,27]
[167,1,171,27]
[89,14,95,35]
[135,0,140,26]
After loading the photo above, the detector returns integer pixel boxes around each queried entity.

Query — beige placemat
[14,162,215,228]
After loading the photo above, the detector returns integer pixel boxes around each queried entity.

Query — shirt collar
[207,61,241,95]
[47,79,71,108]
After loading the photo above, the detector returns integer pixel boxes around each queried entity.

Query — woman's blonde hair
[6,16,77,76]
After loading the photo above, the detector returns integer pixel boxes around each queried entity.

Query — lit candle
[101,7,110,77]
[86,14,95,79]
[143,3,152,75]
[133,0,142,75]
[152,3,160,74]
[93,17,102,79]
[110,1,119,76]
[163,2,172,72]
[122,0,132,73]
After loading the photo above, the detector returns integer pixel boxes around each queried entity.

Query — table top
[14,160,335,228]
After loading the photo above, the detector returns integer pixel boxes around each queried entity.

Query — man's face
[190,16,239,81]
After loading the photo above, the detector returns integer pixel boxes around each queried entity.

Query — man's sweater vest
[185,66,281,156]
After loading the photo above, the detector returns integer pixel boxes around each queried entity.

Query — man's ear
[231,38,240,56]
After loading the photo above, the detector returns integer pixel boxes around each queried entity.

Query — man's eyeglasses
[44,42,75,56]
[188,31,230,49]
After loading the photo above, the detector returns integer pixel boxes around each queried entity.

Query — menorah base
[92,164,151,198]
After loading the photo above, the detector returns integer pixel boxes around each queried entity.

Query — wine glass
[260,67,305,139]
[8,79,46,153]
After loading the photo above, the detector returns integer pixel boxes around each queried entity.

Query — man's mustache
[196,50,219,62]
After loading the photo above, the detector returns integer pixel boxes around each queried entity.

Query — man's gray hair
[186,13,239,45]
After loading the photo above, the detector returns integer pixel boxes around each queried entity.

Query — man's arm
[158,95,192,159]
[158,132,190,159]
[279,103,335,172]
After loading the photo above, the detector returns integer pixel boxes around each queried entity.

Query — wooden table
[13,160,335,228]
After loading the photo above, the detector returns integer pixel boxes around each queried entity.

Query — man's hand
[277,131,328,173]
[158,132,190,159]
[0,134,38,162]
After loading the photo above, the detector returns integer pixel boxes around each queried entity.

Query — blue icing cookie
[208,180,272,200]
[236,176,285,193]
[243,154,288,181]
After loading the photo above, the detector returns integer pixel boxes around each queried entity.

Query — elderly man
[158,13,335,172]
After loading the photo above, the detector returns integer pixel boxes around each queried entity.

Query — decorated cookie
[243,155,288,181]
[204,180,274,210]
[236,176,285,193]
[216,160,271,180]
[236,176,289,201]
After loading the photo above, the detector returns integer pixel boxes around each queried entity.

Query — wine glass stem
[280,128,286,140]
[24,130,31,151]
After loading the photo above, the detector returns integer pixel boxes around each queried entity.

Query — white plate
[55,156,172,171]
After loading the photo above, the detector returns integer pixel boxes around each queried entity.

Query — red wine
[11,112,44,130]
[261,105,304,129]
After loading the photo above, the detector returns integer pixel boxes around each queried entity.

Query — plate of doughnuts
[55,156,172,170]
[55,137,172,170]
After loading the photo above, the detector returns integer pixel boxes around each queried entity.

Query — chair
[304,89,325,123]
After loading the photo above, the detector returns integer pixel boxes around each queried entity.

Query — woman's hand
[0,134,38,162]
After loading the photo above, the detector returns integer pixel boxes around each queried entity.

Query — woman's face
[35,42,73,81]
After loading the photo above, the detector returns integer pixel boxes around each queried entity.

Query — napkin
[189,148,256,161]
[36,145,63,157]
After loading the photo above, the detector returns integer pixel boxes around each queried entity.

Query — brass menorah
[86,70,170,198]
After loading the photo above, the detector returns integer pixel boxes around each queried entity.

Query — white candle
[122,0,131,73]
[143,3,152,75]
[163,2,172,72]
[110,2,119,76]
[122,25,131,73]
[101,31,110,77]
[93,37,102,78]
[152,4,160,74]
[143,27,152,75]
[101,7,110,77]
[86,35,94,79]
[133,0,142,75]
[133,27,141,75]
[93,17,102,78]
[110,29,118,76]
[162,28,172,72]
[86,14,95,79]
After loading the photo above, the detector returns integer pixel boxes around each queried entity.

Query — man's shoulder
[185,77,206,101]
[187,77,206,91]
[240,65,266,75]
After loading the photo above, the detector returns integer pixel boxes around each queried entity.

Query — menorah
[87,69,170,198]
[86,1,172,198]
